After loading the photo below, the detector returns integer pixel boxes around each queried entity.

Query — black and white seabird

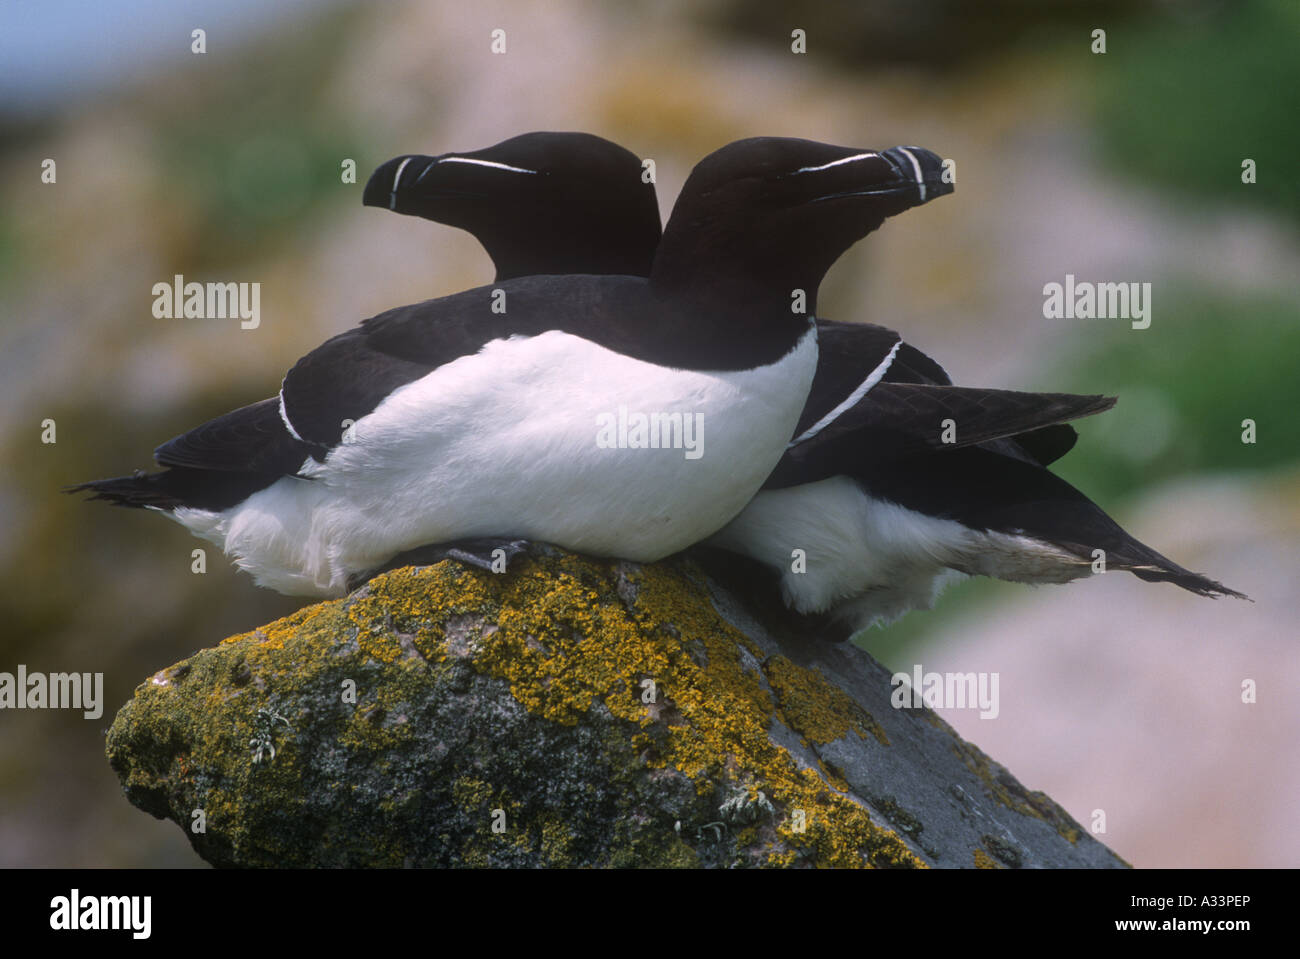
[709,338,1247,639]
[703,147,1246,635]
[362,131,661,280]
[369,132,1246,638]
[71,136,941,598]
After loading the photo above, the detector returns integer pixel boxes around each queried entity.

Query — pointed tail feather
[1081,536,1249,600]
[64,473,183,510]
[856,445,1250,602]
[66,467,281,513]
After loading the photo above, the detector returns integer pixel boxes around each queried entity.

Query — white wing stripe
[788,339,902,447]
[278,391,305,443]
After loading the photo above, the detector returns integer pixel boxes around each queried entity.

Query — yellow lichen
[973,848,999,869]
[950,738,1083,845]
[354,553,926,869]
[764,655,889,746]
[120,549,931,868]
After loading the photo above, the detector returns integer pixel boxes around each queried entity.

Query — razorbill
[70,136,937,598]
[709,339,1248,640]
[705,146,1246,634]
[362,131,660,280]
[369,132,1246,638]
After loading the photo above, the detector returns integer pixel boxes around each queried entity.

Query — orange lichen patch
[764,655,890,746]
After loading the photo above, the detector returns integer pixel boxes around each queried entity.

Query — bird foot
[347,538,531,592]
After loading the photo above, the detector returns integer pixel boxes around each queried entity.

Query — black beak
[881,146,953,205]
[363,155,441,210]
[807,145,952,212]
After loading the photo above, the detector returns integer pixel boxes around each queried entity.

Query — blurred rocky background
[1,0,1296,867]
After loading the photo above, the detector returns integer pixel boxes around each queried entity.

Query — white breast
[175,325,819,596]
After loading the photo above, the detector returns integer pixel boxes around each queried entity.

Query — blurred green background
[1,0,1296,868]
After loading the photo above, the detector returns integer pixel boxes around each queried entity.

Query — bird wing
[153,397,320,474]
[767,384,1116,487]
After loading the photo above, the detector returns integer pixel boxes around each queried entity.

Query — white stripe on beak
[389,156,414,209]
[896,147,926,202]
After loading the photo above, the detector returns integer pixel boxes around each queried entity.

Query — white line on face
[438,157,539,175]
[792,152,879,175]
[896,148,926,202]
[389,157,414,209]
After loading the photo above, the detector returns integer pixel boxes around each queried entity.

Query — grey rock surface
[107,546,1126,868]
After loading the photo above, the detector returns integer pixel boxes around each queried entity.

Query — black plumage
[359,133,1241,604]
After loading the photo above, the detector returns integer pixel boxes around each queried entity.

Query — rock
[106,547,1126,868]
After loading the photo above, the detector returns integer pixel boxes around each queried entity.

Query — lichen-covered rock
[106,547,1126,868]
